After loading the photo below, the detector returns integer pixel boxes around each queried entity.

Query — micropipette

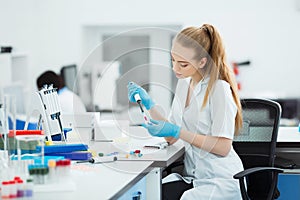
[134,93,151,124]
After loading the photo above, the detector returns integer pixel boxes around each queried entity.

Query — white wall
[1,0,300,98]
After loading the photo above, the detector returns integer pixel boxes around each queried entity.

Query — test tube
[1,181,10,199]
[48,160,56,184]
[24,179,34,199]
[8,180,17,199]
[29,168,37,184]
[15,178,24,198]
[39,167,49,184]
[56,159,71,182]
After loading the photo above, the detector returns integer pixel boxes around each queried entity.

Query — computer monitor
[60,64,79,94]
[273,98,300,119]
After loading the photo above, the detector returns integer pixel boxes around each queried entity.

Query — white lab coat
[58,87,86,114]
[167,77,243,200]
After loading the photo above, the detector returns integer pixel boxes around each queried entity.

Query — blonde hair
[175,24,242,135]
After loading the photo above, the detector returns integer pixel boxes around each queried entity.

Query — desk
[73,126,185,168]
[276,126,300,164]
[35,161,156,200]
[33,126,185,200]
[277,126,300,143]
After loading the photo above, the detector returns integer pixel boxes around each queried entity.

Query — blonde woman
[128,24,243,200]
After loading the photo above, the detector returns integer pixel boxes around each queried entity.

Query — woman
[128,24,243,200]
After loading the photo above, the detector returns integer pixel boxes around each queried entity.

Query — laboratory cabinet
[278,173,300,199]
[0,53,29,114]
[0,53,28,87]
[118,167,161,200]
[118,175,147,200]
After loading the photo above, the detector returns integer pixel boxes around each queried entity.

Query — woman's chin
[175,74,185,79]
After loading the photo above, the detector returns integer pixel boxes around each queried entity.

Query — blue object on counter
[36,143,88,154]
[46,151,92,161]
[8,117,38,130]
[51,128,73,141]
[11,155,65,164]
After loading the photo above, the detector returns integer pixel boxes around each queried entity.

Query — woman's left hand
[142,119,181,138]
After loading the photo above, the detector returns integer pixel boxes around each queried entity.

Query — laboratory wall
[1,0,300,105]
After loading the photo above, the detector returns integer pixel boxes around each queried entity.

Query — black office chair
[233,98,284,200]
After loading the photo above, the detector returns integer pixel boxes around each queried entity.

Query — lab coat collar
[178,76,209,113]
[186,76,210,96]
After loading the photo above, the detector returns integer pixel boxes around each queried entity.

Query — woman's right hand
[127,82,155,110]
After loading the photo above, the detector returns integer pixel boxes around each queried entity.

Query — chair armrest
[234,167,284,179]
[234,167,284,200]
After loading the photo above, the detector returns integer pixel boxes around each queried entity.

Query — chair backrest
[233,98,282,199]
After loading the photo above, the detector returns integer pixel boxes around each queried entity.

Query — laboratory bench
[13,124,300,199]
[32,125,185,200]
[34,160,158,200]
[50,125,299,200]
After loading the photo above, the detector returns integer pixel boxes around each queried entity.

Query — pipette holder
[25,85,64,142]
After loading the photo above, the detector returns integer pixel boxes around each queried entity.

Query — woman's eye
[180,64,188,67]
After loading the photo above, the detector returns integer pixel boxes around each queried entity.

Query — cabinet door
[118,175,147,200]
[0,54,12,87]
[277,173,300,199]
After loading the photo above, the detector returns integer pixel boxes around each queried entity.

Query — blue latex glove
[127,82,155,110]
[142,119,181,138]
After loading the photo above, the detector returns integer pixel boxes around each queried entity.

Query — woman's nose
[172,62,180,72]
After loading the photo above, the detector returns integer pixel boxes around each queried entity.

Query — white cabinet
[0,53,28,87]
[11,53,29,85]
[0,53,12,87]
[0,53,29,114]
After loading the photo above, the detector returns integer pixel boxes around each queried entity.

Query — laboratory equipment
[0,96,11,155]
[144,141,169,149]
[25,84,64,142]
[1,181,10,199]
[24,179,33,198]
[56,159,71,181]
[15,178,24,198]
[47,160,56,183]
[133,93,151,124]
[0,102,8,154]
[28,164,49,184]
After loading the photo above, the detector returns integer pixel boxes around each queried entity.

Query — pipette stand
[24,85,65,143]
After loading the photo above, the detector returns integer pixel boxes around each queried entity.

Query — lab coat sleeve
[209,80,237,139]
